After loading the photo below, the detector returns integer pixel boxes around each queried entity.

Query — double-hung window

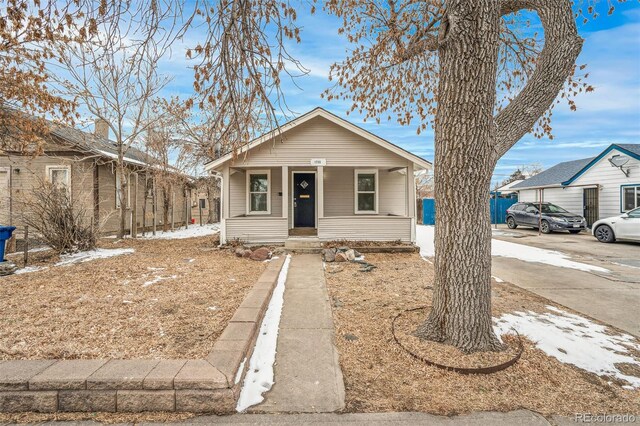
[247,170,271,214]
[622,185,640,212]
[354,169,378,214]
[46,165,71,196]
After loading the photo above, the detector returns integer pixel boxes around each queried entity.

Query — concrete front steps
[284,237,322,253]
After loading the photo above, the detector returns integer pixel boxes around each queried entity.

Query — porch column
[317,166,324,221]
[407,162,416,218]
[221,165,230,244]
[282,166,288,220]
[407,162,416,243]
[222,165,230,220]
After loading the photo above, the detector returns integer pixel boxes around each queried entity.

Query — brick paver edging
[0,256,287,414]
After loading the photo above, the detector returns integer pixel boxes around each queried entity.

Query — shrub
[21,182,97,253]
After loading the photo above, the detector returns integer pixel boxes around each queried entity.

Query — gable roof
[511,157,595,189]
[204,107,432,171]
[512,143,640,190]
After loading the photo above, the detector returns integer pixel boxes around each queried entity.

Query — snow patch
[142,275,177,287]
[491,276,504,283]
[416,225,435,258]
[494,306,640,388]
[14,265,48,275]
[492,239,609,273]
[235,357,247,385]
[141,224,220,240]
[236,254,292,412]
[56,248,134,266]
[416,225,608,273]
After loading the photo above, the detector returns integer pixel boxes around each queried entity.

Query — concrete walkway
[252,254,345,413]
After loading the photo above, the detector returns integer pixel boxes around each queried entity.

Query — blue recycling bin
[0,226,16,261]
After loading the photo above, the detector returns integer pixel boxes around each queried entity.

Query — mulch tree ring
[392,307,523,374]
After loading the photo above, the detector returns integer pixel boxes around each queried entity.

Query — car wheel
[506,217,517,229]
[569,230,581,234]
[594,225,615,243]
[541,220,551,234]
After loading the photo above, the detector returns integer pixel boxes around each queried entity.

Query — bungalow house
[205,108,432,245]
[512,143,640,226]
[0,113,193,235]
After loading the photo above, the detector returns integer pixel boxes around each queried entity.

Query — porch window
[354,169,378,214]
[46,165,71,195]
[622,185,640,211]
[247,170,271,214]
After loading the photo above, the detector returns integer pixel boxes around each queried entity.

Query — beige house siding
[226,217,288,243]
[318,216,412,242]
[229,167,283,218]
[322,167,407,217]
[229,116,410,168]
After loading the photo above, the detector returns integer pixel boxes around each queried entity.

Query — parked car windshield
[540,204,569,214]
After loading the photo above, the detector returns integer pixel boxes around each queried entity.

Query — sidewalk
[29,410,577,425]
[252,254,345,413]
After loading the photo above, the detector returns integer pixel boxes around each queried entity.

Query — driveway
[490,225,640,337]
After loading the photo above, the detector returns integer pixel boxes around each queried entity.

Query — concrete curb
[0,257,287,414]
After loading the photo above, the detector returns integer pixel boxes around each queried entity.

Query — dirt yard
[324,253,640,416]
[0,234,267,360]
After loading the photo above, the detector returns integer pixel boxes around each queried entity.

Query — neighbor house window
[46,165,71,195]
[354,169,378,214]
[115,170,131,209]
[622,185,640,211]
[247,170,270,214]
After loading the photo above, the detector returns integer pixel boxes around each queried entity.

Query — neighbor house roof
[1,107,157,167]
[204,107,432,171]
[497,179,524,192]
[511,157,595,190]
[50,125,154,167]
[512,143,640,190]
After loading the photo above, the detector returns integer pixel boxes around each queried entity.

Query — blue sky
[161,2,640,183]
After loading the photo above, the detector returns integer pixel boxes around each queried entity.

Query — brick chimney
[94,119,109,140]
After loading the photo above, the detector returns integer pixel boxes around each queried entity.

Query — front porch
[220,164,417,244]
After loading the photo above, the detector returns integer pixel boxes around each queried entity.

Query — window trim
[246,169,271,215]
[45,165,71,196]
[621,184,640,212]
[354,168,379,214]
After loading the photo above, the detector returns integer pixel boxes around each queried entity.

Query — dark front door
[293,173,315,228]
[583,188,599,227]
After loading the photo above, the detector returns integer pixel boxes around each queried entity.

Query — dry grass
[0,411,197,424]
[0,235,267,360]
[325,253,640,416]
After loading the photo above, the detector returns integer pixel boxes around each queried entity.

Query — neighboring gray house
[204,108,432,245]
[513,143,640,226]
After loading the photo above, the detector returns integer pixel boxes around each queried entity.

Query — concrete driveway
[490,225,640,337]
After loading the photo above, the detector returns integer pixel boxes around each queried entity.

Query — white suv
[592,208,640,243]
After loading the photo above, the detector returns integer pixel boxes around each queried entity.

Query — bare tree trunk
[117,165,127,239]
[162,185,170,233]
[152,177,157,236]
[415,0,503,353]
